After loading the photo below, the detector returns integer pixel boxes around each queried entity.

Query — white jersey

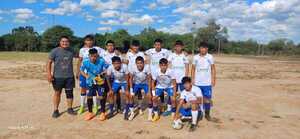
[126,51,145,70]
[107,64,129,83]
[145,48,170,74]
[192,53,214,86]
[168,52,189,83]
[180,86,203,102]
[152,68,175,89]
[103,51,118,65]
[79,46,105,61]
[129,65,150,84]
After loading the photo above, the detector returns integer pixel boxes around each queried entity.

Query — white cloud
[80,0,134,10]
[157,0,190,5]
[125,14,154,25]
[24,0,36,4]
[12,8,35,23]
[101,10,120,18]
[97,26,112,31]
[44,0,58,3]
[42,1,81,15]
[148,3,157,9]
[99,19,120,25]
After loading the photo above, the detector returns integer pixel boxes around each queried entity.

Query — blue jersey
[80,57,108,86]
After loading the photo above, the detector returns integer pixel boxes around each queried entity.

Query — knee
[191,103,198,110]
[65,89,74,99]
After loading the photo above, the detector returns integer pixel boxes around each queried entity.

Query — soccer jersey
[125,51,145,70]
[80,57,108,86]
[102,50,119,65]
[129,65,150,84]
[152,68,175,89]
[192,53,214,86]
[145,48,170,74]
[168,52,189,83]
[79,46,105,61]
[180,86,203,102]
[107,64,129,83]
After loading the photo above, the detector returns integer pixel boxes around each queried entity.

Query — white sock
[80,94,86,106]
[130,107,134,113]
[191,110,198,125]
[167,104,172,111]
[148,108,153,115]
[93,96,97,106]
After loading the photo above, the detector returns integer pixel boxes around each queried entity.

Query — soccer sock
[109,104,114,113]
[117,94,121,110]
[153,106,159,114]
[93,96,97,107]
[129,103,134,113]
[100,98,106,113]
[167,104,172,111]
[191,110,199,125]
[125,103,130,113]
[171,107,176,113]
[148,104,153,114]
[204,103,211,111]
[80,93,86,106]
[87,98,93,113]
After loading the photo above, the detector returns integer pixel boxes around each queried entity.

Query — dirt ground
[0,52,299,139]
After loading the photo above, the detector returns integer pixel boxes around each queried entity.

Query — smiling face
[199,47,208,55]
[159,63,168,73]
[174,44,183,54]
[131,45,139,53]
[136,60,144,71]
[112,61,122,70]
[154,42,162,51]
[59,38,70,48]
[106,43,114,53]
[183,81,192,91]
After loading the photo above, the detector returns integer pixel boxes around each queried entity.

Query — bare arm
[191,65,195,84]
[211,64,216,87]
[46,59,53,83]
[76,57,83,79]
[147,74,152,95]
[175,99,184,120]
[185,63,189,77]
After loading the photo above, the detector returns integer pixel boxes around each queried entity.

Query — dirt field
[0,52,299,139]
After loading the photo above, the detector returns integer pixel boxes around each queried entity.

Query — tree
[41,25,74,51]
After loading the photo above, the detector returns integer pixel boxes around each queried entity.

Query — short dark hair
[135,56,144,63]
[199,41,208,48]
[89,48,98,55]
[106,40,115,45]
[175,40,184,46]
[59,35,70,41]
[154,38,163,44]
[111,56,121,63]
[84,34,94,41]
[131,40,140,46]
[181,76,192,84]
[159,58,168,65]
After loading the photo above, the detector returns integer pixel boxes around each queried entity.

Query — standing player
[166,40,189,116]
[106,56,130,119]
[80,48,108,121]
[125,40,146,114]
[77,35,105,115]
[151,58,177,122]
[145,39,171,113]
[191,42,216,121]
[103,40,120,65]
[128,56,152,121]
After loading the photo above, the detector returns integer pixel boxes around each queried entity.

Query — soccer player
[166,40,189,116]
[174,76,203,132]
[128,56,152,121]
[102,40,120,65]
[80,48,108,121]
[106,56,130,119]
[191,42,216,121]
[77,35,105,115]
[151,58,176,121]
[47,36,77,118]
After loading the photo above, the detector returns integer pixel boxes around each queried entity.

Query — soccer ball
[172,120,183,130]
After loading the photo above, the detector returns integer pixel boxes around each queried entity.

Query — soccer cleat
[205,114,212,121]
[128,112,135,121]
[99,112,106,121]
[84,112,95,121]
[67,108,77,115]
[107,112,114,119]
[162,110,172,116]
[189,124,197,132]
[92,105,98,114]
[77,105,85,115]
[152,113,160,122]
[52,110,60,118]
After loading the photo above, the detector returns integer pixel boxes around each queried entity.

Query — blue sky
[0,0,299,43]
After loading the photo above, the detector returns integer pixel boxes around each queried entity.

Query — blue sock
[171,107,176,113]
[109,104,114,113]
[167,96,171,105]
[204,103,211,111]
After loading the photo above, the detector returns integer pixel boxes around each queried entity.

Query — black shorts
[52,77,75,91]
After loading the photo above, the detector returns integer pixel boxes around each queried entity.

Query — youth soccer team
[47,35,216,131]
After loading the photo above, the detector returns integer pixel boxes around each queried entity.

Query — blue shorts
[197,86,212,99]
[79,74,87,88]
[112,82,127,94]
[155,88,174,97]
[177,83,184,92]
[87,85,105,97]
[179,107,192,116]
[133,84,149,94]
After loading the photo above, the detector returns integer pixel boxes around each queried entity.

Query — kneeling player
[106,56,130,119]
[151,58,177,121]
[128,56,152,121]
[174,76,203,132]
[80,48,108,121]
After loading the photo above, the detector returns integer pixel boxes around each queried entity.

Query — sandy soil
[0,54,300,139]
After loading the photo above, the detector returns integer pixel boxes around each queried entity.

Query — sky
[0,0,299,43]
